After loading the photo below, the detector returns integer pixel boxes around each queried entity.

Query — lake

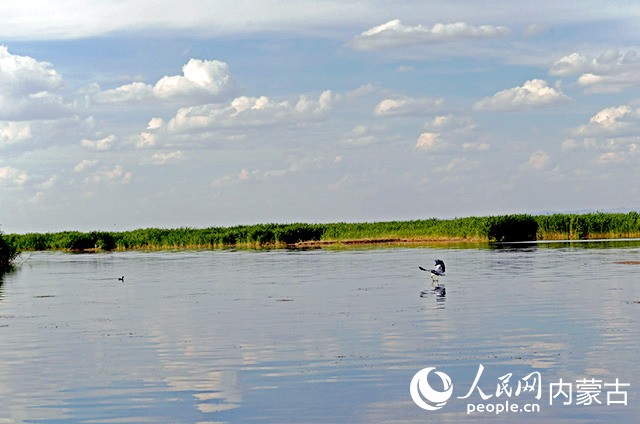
[1,241,639,423]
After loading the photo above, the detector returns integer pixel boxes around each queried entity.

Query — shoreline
[16,235,640,254]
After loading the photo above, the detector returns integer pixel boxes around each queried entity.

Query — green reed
[5,212,640,251]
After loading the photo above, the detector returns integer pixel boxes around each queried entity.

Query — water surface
[1,242,639,422]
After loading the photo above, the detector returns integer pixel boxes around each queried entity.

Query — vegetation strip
[3,212,640,253]
[0,231,18,272]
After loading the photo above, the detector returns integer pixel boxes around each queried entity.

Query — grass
[5,212,640,252]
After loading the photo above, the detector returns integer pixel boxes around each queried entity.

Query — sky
[1,1,640,233]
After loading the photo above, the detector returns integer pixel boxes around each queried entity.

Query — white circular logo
[410,367,453,411]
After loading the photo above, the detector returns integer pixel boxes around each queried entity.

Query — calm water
[1,242,640,423]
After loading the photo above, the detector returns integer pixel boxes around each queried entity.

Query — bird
[118,276,125,282]
[419,259,445,284]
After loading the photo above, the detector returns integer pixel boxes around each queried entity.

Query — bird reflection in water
[420,284,445,298]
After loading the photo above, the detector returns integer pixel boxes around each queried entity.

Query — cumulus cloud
[416,114,487,152]
[373,96,443,117]
[144,150,185,165]
[0,46,70,120]
[520,150,551,171]
[94,82,153,104]
[434,157,478,173]
[597,151,626,164]
[473,79,569,111]
[415,132,444,150]
[462,142,490,151]
[80,134,116,151]
[550,49,640,93]
[350,19,510,51]
[136,132,157,149]
[568,104,640,165]
[0,165,29,186]
[424,114,476,133]
[572,105,639,137]
[334,83,381,103]
[93,58,238,105]
[1,121,32,145]
[338,124,387,147]
[36,174,57,190]
[158,91,332,133]
[74,159,99,172]
[85,165,132,184]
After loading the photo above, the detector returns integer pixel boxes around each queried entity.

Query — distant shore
[5,212,640,252]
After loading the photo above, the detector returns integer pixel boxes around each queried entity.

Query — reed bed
[0,231,18,272]
[5,212,640,252]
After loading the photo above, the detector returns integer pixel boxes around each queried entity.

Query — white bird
[419,259,446,283]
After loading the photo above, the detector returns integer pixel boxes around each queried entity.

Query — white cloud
[94,59,238,105]
[0,165,28,186]
[561,139,578,152]
[572,105,639,137]
[350,19,510,51]
[435,157,477,173]
[415,132,443,150]
[155,59,236,100]
[424,114,476,132]
[146,150,185,165]
[93,82,153,104]
[418,114,486,152]
[36,174,57,190]
[74,159,99,172]
[462,142,490,151]
[550,49,640,93]
[85,165,132,184]
[147,117,164,130]
[597,151,626,164]
[161,91,333,133]
[80,134,116,151]
[373,96,443,117]
[1,121,32,144]
[335,83,381,103]
[473,79,569,111]
[588,106,632,129]
[136,132,157,149]
[339,124,387,147]
[522,150,551,171]
[569,105,640,165]
[0,46,69,120]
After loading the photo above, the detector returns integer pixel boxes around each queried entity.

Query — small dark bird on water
[118,276,125,282]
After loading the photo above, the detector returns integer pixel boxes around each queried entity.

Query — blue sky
[1,1,640,233]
